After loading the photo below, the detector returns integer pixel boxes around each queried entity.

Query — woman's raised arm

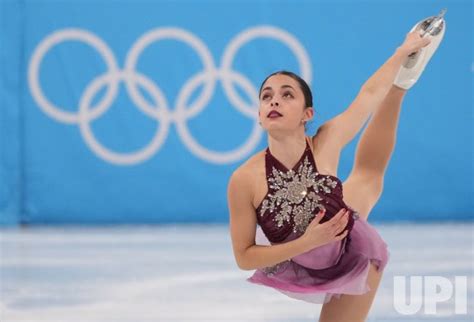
[323,31,432,148]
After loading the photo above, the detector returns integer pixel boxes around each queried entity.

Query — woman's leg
[342,85,407,220]
[320,85,405,321]
[318,262,384,322]
[351,85,407,177]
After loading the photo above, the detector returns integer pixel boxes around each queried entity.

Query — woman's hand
[301,208,350,250]
[397,30,432,58]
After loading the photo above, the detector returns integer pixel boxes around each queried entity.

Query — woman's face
[258,74,312,132]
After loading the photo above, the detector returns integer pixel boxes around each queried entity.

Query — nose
[271,101,279,107]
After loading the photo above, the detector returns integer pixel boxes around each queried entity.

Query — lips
[267,110,283,118]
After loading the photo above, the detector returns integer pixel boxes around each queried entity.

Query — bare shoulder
[228,149,266,194]
[309,123,336,150]
[227,151,265,220]
[309,123,343,176]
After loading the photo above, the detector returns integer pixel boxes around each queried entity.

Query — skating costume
[247,137,389,304]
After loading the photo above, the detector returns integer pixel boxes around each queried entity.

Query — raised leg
[320,86,405,320]
[350,85,407,177]
[342,85,407,220]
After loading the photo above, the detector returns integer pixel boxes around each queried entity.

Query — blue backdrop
[0,0,472,225]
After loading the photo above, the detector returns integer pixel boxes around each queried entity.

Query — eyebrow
[261,84,295,93]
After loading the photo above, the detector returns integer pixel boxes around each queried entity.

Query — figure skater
[227,13,446,322]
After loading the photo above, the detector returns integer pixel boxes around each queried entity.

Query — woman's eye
[261,94,270,100]
[283,92,293,98]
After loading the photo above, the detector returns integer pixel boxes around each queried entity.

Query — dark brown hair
[258,70,313,108]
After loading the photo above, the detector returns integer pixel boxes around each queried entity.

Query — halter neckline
[266,137,312,172]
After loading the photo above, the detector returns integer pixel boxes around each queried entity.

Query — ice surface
[1,222,472,321]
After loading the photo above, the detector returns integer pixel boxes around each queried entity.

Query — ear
[304,107,315,122]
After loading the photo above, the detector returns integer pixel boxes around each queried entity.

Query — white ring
[28,26,312,165]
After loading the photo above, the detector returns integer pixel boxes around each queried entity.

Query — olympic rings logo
[28,26,312,165]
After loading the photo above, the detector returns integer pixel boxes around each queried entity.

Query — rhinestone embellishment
[261,260,291,276]
[259,155,338,234]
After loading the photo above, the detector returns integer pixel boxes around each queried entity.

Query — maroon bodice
[256,137,359,245]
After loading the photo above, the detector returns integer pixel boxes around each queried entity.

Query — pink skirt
[247,218,390,304]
